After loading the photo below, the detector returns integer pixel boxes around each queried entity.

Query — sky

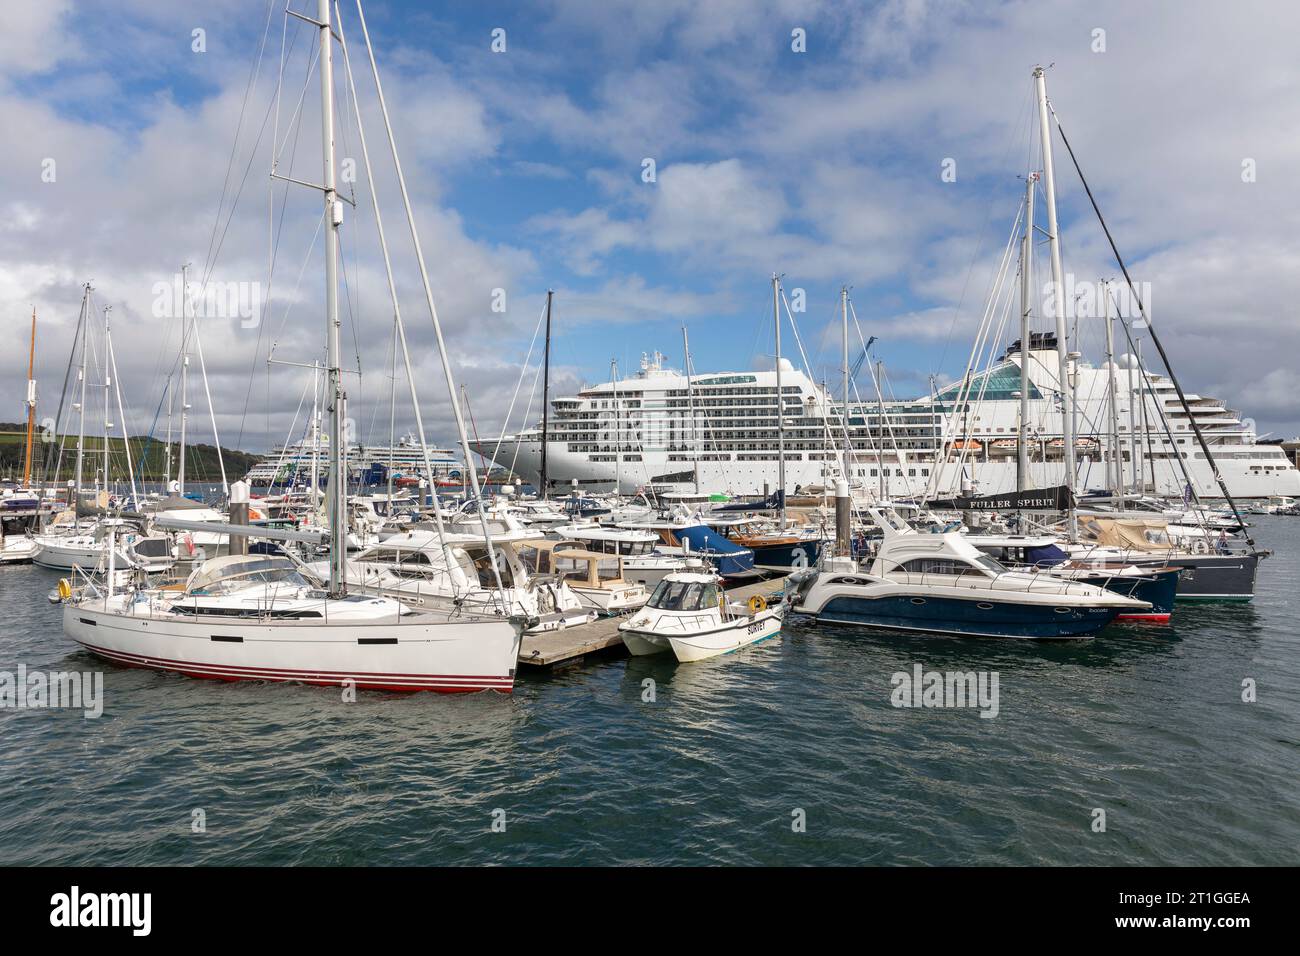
[2,0,1298,465]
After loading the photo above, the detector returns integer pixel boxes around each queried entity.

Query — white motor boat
[32,518,169,572]
[791,510,1148,639]
[550,523,693,587]
[308,527,595,634]
[523,539,648,614]
[1,534,38,565]
[619,566,784,662]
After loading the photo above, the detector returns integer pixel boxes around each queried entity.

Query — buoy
[747,594,767,614]
[57,578,72,601]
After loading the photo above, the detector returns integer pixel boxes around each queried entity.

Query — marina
[1,0,1297,886]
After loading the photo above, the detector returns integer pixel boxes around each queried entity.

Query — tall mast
[22,308,36,487]
[164,374,173,487]
[318,0,347,595]
[611,358,621,494]
[876,359,886,500]
[1137,340,1152,493]
[107,312,139,506]
[177,263,191,495]
[102,306,112,496]
[1033,65,1077,533]
[1126,350,1139,496]
[540,288,552,499]
[1017,172,1036,492]
[682,326,699,495]
[74,285,90,510]
[772,274,786,529]
[1102,280,1123,509]
[310,360,321,498]
[840,286,850,484]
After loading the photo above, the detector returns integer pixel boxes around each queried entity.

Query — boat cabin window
[896,557,999,578]
[646,580,719,611]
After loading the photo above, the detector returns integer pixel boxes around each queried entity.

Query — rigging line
[925,199,1024,499]
[236,27,312,449]
[932,80,1036,382]
[196,20,285,301]
[39,292,85,492]
[779,287,844,471]
[1047,103,1253,542]
[200,0,277,290]
[490,296,549,466]
[267,210,327,362]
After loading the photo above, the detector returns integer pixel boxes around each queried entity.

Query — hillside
[0,423,258,482]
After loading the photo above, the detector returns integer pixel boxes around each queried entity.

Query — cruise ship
[245,431,465,488]
[481,341,1300,501]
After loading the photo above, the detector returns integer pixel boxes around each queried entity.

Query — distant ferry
[482,342,1300,501]
[245,431,464,488]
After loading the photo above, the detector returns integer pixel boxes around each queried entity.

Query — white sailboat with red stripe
[64,554,520,692]
[62,0,526,694]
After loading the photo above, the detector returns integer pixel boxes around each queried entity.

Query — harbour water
[0,517,1296,866]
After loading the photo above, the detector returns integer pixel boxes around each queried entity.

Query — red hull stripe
[1115,613,1171,623]
[76,641,513,693]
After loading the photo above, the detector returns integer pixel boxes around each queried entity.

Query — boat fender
[747,594,767,614]
[57,578,72,601]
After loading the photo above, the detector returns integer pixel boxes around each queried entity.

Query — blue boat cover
[1025,543,1069,567]
[674,524,755,577]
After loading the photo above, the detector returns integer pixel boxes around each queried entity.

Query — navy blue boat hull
[812,594,1122,639]
[1078,568,1179,620]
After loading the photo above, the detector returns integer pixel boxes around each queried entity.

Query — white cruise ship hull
[487,436,1300,502]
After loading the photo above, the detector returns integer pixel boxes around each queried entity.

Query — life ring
[57,578,72,601]
[747,594,767,614]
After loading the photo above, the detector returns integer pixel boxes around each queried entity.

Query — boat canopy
[1079,517,1176,551]
[184,554,310,592]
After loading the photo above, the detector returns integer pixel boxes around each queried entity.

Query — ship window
[897,558,997,578]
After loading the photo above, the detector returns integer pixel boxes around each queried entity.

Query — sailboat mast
[1102,280,1124,509]
[318,0,347,596]
[683,326,699,495]
[177,263,190,495]
[102,306,111,496]
[772,273,786,529]
[22,308,36,487]
[540,288,552,499]
[1033,65,1078,533]
[1017,173,1036,492]
[841,286,850,484]
[74,286,89,509]
[611,359,621,494]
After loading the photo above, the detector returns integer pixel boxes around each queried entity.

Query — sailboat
[61,0,525,693]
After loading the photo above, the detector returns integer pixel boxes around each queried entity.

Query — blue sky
[3,0,1299,454]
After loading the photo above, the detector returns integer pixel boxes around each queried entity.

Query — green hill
[0,423,258,483]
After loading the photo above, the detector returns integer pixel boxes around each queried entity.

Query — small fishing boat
[619,566,783,661]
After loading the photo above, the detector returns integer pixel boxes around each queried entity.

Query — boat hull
[664,610,783,662]
[1079,568,1180,622]
[804,594,1121,639]
[63,604,521,693]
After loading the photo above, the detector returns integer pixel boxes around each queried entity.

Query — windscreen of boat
[646,580,720,611]
[185,556,311,594]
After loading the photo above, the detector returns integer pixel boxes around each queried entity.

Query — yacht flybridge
[62,0,525,693]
